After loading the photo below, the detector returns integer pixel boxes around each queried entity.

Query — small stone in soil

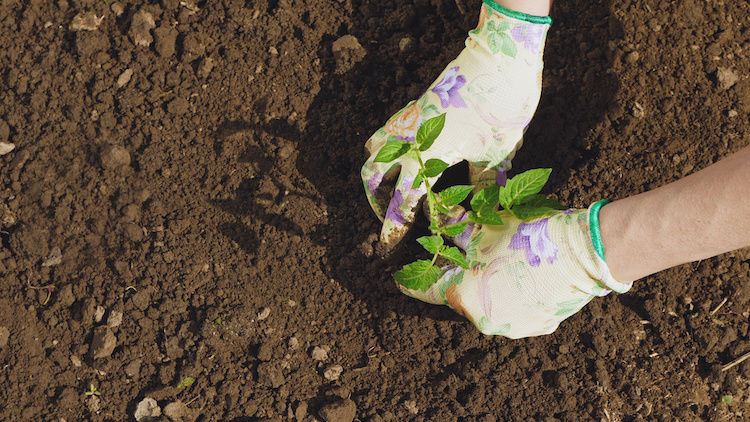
[94,305,105,323]
[716,67,739,90]
[41,246,62,267]
[124,359,142,378]
[294,401,308,421]
[0,142,14,155]
[311,345,328,361]
[134,397,162,422]
[70,12,104,31]
[117,69,134,88]
[107,310,123,328]
[101,145,131,170]
[318,399,357,422]
[257,307,271,320]
[197,57,215,78]
[324,364,343,381]
[90,326,117,359]
[130,10,156,47]
[70,355,82,367]
[0,327,9,348]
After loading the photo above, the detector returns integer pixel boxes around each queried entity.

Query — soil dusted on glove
[0,0,749,421]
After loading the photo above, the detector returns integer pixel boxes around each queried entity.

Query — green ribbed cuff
[589,199,610,262]
[482,0,553,25]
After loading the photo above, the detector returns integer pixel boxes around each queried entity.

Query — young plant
[177,376,195,389]
[373,113,564,292]
[85,384,101,396]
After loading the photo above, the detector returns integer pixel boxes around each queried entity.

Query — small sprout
[85,384,101,396]
[720,394,733,405]
[27,282,57,305]
[177,376,195,389]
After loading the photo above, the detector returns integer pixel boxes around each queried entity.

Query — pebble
[110,2,125,17]
[94,305,105,323]
[107,310,123,328]
[117,69,134,88]
[0,142,15,155]
[90,326,117,359]
[0,327,9,348]
[624,51,639,64]
[294,401,308,421]
[197,57,215,78]
[288,336,299,350]
[101,145,131,170]
[398,37,415,53]
[130,10,156,47]
[323,364,343,381]
[257,307,271,320]
[716,67,739,90]
[41,247,63,267]
[318,399,357,422]
[70,12,104,31]
[125,359,142,378]
[134,398,162,421]
[311,345,329,361]
[70,355,82,367]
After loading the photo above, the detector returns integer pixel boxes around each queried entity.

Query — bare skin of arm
[493,0,553,16]
[600,145,750,283]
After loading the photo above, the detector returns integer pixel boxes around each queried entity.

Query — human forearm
[599,145,750,283]
[492,0,553,16]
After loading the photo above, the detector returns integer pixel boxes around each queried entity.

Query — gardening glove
[361,1,552,252]
[399,201,633,339]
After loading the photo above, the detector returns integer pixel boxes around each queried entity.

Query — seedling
[374,113,564,291]
[26,281,57,305]
[85,384,101,396]
[720,394,733,405]
[177,376,195,389]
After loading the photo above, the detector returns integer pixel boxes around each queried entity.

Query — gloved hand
[361,1,552,252]
[398,201,633,339]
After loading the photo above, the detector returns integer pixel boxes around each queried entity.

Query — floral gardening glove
[399,201,633,339]
[361,1,552,251]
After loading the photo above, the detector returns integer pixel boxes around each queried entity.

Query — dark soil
[2,0,750,421]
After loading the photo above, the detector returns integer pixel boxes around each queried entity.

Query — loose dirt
[2,0,750,421]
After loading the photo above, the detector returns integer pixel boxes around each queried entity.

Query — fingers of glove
[378,166,428,251]
[361,160,402,222]
[396,264,463,306]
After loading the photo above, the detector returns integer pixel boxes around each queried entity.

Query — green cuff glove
[400,202,632,339]
[361,2,552,252]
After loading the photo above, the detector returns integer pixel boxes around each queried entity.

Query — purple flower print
[385,189,407,226]
[508,218,559,267]
[510,25,545,54]
[384,178,425,227]
[431,67,467,108]
[365,172,385,197]
[495,171,507,187]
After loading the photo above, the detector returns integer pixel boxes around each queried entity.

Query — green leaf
[417,114,446,151]
[416,235,444,254]
[470,186,500,214]
[442,222,469,237]
[510,205,558,221]
[373,140,411,163]
[496,20,510,32]
[504,169,552,208]
[520,194,566,210]
[411,172,424,189]
[487,32,501,54]
[498,32,517,58]
[487,20,496,32]
[423,158,449,178]
[394,260,441,292]
[438,185,474,207]
[472,211,505,226]
[441,246,470,269]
